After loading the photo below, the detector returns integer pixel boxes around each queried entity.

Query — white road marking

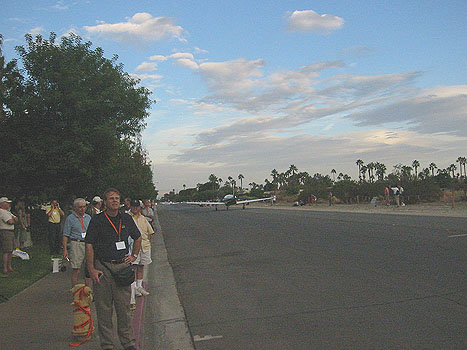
[194,335,223,342]
[448,234,467,238]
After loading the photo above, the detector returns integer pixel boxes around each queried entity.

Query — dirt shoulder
[255,201,467,218]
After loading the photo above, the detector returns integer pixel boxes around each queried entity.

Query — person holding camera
[86,195,103,217]
[45,199,64,255]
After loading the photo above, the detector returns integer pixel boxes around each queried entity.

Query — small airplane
[184,194,276,210]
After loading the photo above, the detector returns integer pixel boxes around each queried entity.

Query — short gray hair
[73,198,86,209]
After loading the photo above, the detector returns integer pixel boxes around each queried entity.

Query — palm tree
[448,164,457,178]
[183,184,186,191]
[360,165,367,181]
[277,173,286,188]
[412,160,420,178]
[238,174,244,192]
[289,164,298,176]
[331,169,336,182]
[457,157,466,178]
[356,159,364,181]
[367,162,375,182]
[270,169,278,190]
[375,162,387,181]
[209,174,218,191]
[429,162,437,177]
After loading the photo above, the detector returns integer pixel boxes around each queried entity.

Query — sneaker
[130,303,136,310]
[136,286,149,296]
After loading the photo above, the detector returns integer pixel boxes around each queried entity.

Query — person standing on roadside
[384,186,390,206]
[120,197,131,213]
[391,186,400,206]
[86,196,103,217]
[85,188,141,350]
[141,199,154,226]
[63,198,91,287]
[129,199,154,302]
[45,199,64,254]
[0,197,18,276]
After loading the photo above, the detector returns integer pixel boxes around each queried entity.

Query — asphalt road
[157,205,466,350]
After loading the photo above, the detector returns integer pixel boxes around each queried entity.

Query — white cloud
[136,61,158,72]
[286,10,344,33]
[347,85,467,136]
[194,46,208,54]
[174,58,199,69]
[130,73,163,81]
[29,26,45,35]
[170,52,194,60]
[84,13,186,43]
[59,28,79,39]
[150,55,168,61]
[52,1,68,10]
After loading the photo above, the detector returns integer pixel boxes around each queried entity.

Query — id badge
[115,241,126,250]
[81,231,86,239]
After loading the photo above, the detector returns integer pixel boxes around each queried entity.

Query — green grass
[0,244,53,301]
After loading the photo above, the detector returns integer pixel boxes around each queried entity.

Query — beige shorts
[132,247,152,266]
[70,240,86,269]
[1,230,15,253]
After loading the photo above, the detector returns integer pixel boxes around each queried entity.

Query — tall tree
[289,164,298,176]
[1,33,155,199]
[456,157,464,178]
[412,160,420,178]
[270,169,278,190]
[356,159,364,181]
[238,174,244,192]
[429,162,437,177]
[448,164,457,178]
[208,174,218,191]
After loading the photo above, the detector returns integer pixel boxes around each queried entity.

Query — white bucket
[51,258,62,273]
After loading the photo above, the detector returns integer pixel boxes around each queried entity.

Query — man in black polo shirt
[86,188,141,350]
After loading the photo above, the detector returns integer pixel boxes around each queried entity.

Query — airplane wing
[184,201,226,206]
[236,197,274,205]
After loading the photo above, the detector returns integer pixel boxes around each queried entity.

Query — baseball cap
[130,199,141,207]
[92,196,103,203]
[0,197,12,204]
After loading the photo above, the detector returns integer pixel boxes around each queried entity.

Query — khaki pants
[94,260,135,350]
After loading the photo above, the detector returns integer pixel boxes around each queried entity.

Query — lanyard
[104,212,122,240]
[78,215,85,231]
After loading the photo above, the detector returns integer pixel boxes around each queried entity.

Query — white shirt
[0,208,15,230]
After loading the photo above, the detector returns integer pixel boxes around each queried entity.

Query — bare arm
[86,243,103,284]
[62,235,69,260]
[125,236,142,264]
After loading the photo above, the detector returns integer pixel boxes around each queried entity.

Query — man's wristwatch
[132,253,138,259]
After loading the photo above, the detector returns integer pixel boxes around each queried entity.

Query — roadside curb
[141,229,195,350]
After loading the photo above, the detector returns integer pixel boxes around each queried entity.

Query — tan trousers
[94,260,135,350]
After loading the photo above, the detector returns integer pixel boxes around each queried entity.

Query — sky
[2,1,467,195]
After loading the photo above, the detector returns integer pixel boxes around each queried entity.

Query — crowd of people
[0,189,158,350]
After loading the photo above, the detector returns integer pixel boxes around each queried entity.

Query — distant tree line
[164,159,467,204]
[0,33,157,203]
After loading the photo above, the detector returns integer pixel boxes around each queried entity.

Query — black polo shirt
[86,211,141,261]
